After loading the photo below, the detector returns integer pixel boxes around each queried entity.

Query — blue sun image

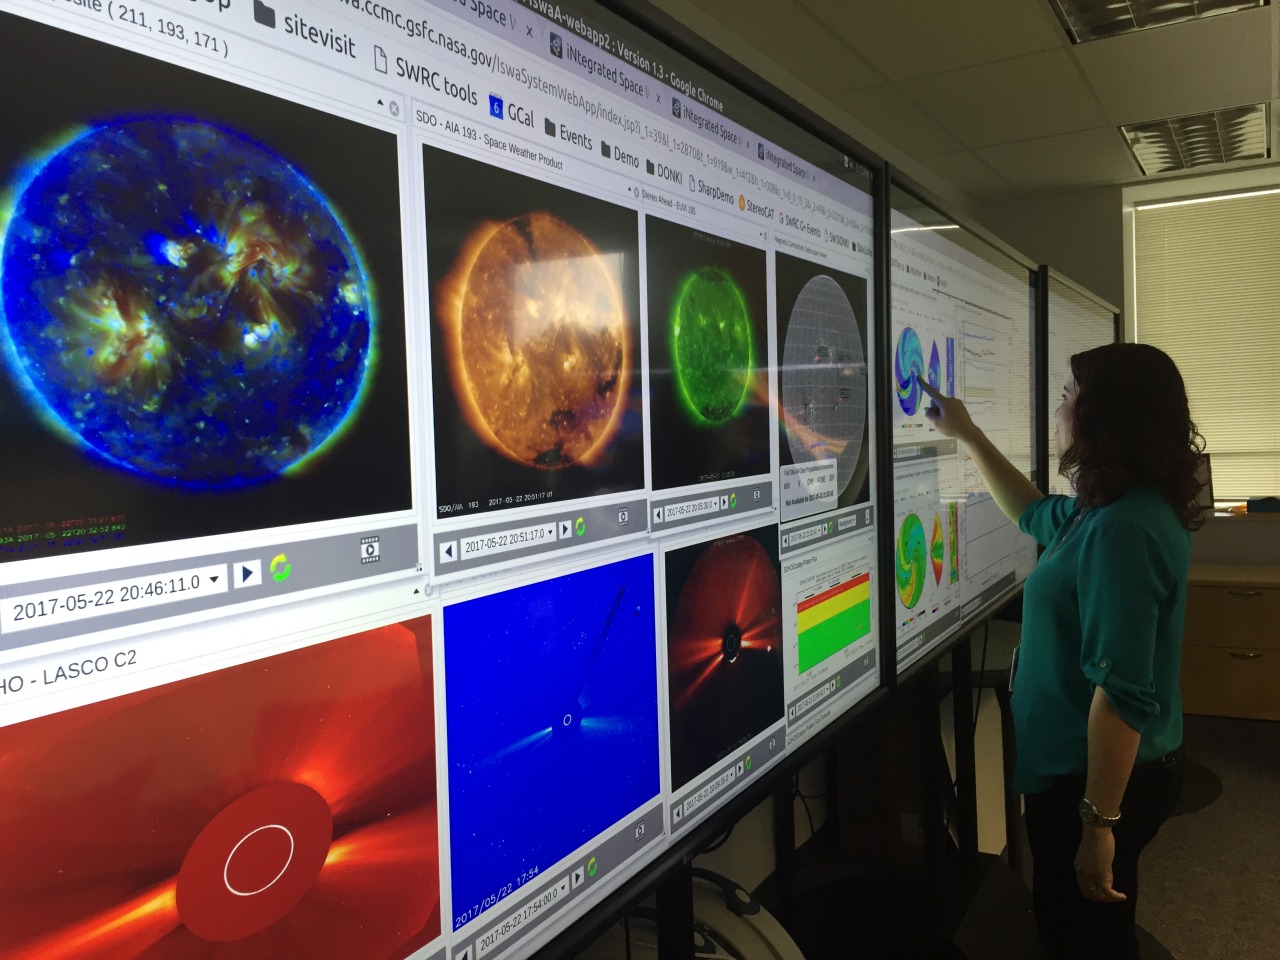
[0,117,376,488]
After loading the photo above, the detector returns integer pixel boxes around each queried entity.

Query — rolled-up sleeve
[1018,495,1076,547]
[1075,519,1170,732]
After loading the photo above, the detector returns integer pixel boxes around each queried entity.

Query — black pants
[1023,752,1184,960]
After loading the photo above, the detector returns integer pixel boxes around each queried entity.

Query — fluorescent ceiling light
[891,225,961,234]
[1049,0,1267,43]
[1136,186,1280,210]
[1122,104,1269,175]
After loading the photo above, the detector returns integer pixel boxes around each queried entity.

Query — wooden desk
[1182,564,1280,721]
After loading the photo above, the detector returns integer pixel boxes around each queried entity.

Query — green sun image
[669,266,754,425]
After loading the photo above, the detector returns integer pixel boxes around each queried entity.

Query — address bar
[331,0,431,40]
[319,0,649,138]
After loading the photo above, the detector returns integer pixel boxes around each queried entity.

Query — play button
[234,559,262,589]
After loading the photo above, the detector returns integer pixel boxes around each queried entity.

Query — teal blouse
[1012,488,1190,794]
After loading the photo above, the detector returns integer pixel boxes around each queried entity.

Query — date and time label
[2,565,228,634]
[453,804,662,960]
[650,480,773,533]
[433,497,649,578]
[670,726,784,833]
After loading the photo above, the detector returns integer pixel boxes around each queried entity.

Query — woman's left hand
[1074,827,1127,903]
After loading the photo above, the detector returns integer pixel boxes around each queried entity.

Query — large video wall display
[0,0,885,956]
[1046,276,1116,496]
[889,186,1038,672]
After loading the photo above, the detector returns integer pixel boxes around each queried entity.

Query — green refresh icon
[729,492,738,508]
[575,516,587,537]
[744,754,753,772]
[586,856,598,878]
[270,553,291,582]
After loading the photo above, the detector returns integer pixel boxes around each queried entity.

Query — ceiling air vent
[1049,0,1267,43]
[1121,104,1270,175]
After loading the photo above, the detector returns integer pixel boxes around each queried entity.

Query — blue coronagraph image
[443,553,660,925]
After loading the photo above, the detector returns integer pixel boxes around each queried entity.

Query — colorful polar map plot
[948,501,959,584]
[797,573,871,672]
[896,513,926,609]
[930,513,944,585]
[894,327,925,415]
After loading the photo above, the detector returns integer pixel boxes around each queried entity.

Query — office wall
[978,185,1124,309]
[1192,516,1280,565]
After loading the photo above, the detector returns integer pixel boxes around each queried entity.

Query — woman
[920,342,1203,960]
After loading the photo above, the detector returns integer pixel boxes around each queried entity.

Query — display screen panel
[442,551,662,960]
[0,0,883,954]
[0,10,420,648]
[1046,275,1116,495]
[0,607,443,960]
[399,0,878,578]
[890,186,1037,672]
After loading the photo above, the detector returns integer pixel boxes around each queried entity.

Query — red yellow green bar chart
[796,572,872,672]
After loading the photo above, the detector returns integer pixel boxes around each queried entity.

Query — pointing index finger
[916,374,944,402]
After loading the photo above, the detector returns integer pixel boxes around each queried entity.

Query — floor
[965,710,1280,960]
[1136,715,1280,960]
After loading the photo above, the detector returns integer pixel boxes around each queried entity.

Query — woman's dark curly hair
[1059,343,1206,530]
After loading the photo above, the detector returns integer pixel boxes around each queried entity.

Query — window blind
[1133,191,1280,500]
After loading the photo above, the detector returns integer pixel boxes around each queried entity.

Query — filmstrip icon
[360,535,381,564]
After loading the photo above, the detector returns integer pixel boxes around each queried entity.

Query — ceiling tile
[900,50,1110,148]
[799,0,1064,81]
[920,151,1019,202]
[976,127,1141,192]
[831,85,964,158]
[690,0,883,92]
[1073,7,1272,126]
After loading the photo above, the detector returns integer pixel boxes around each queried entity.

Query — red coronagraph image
[0,617,440,959]
[666,530,784,790]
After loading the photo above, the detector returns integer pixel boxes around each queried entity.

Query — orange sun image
[438,212,631,469]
